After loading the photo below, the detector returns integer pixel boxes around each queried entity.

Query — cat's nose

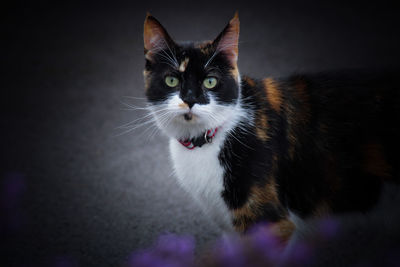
[184,101,195,109]
[181,90,197,109]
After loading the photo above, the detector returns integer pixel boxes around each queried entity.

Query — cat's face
[143,14,241,140]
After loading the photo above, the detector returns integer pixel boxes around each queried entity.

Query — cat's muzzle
[184,112,193,121]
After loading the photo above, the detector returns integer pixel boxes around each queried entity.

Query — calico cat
[142,13,400,242]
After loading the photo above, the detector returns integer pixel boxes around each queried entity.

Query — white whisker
[122,96,147,100]
[113,118,158,137]
[116,107,171,129]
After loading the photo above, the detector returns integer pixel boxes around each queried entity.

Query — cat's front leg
[232,210,295,244]
[228,179,296,244]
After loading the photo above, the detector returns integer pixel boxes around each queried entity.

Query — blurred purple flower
[317,217,340,239]
[155,234,195,257]
[213,235,247,267]
[284,241,313,266]
[128,234,195,267]
[247,223,283,262]
[127,223,320,267]
[128,251,167,267]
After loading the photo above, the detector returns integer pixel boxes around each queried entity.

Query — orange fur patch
[196,40,213,55]
[230,64,239,83]
[179,57,189,72]
[243,76,256,87]
[255,112,269,142]
[263,78,282,112]
[234,218,294,244]
[178,102,189,109]
[232,179,281,232]
[251,179,280,207]
[268,219,295,243]
[233,178,294,240]
[143,70,151,90]
[232,207,257,232]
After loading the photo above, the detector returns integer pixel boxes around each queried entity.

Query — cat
[142,12,400,242]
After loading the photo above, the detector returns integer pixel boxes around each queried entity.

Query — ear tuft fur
[213,13,240,66]
[143,15,174,59]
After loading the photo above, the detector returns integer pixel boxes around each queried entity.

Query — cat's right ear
[212,12,240,67]
[143,14,175,60]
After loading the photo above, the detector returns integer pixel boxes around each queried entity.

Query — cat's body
[223,71,400,234]
[143,14,400,241]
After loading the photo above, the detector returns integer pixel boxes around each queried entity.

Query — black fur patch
[145,43,239,105]
[220,70,400,222]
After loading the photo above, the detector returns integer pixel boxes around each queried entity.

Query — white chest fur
[169,131,233,231]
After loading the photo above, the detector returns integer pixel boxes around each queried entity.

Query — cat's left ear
[143,13,175,60]
[213,12,240,66]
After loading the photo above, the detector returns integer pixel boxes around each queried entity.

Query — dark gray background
[2,1,400,266]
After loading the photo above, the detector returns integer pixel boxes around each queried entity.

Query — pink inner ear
[216,14,240,66]
[143,15,170,54]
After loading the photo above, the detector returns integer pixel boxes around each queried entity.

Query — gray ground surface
[2,1,400,266]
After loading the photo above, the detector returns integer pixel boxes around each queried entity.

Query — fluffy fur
[142,13,400,243]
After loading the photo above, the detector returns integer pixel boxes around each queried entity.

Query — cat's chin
[152,109,222,140]
[150,96,241,140]
[161,119,216,140]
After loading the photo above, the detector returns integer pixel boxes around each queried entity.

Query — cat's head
[143,13,241,140]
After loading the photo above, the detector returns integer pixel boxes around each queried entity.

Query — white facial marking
[169,96,250,231]
[150,93,244,140]
[179,57,189,72]
[148,70,252,231]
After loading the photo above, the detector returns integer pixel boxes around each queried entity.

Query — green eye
[165,76,179,87]
[203,77,218,89]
